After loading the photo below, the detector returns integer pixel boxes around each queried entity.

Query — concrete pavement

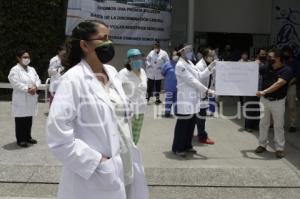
[0,96,300,198]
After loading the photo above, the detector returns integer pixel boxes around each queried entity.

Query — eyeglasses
[87,35,110,41]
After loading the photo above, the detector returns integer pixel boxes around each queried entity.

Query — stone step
[0,183,300,199]
[1,165,300,187]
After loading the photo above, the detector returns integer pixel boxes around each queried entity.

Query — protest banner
[66,0,172,45]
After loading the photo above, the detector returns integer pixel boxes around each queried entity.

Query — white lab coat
[119,68,147,115]
[175,58,211,114]
[195,58,215,108]
[48,55,63,93]
[46,60,149,199]
[146,49,169,80]
[8,64,41,117]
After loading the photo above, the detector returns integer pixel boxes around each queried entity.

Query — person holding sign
[195,48,216,145]
[243,49,267,133]
[255,49,293,159]
[172,45,215,157]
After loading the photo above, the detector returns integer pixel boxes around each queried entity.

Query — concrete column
[187,0,195,45]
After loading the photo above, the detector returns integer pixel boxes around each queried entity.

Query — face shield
[179,45,194,61]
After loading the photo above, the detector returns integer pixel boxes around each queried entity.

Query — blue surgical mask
[131,59,143,70]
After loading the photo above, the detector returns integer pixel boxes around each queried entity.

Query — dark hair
[61,20,108,68]
[154,40,160,48]
[241,51,249,56]
[125,62,132,71]
[175,44,184,57]
[57,45,64,52]
[201,48,212,57]
[256,48,267,55]
[269,48,284,62]
[16,50,29,58]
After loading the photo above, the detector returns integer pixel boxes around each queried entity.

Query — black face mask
[259,56,266,62]
[95,41,115,64]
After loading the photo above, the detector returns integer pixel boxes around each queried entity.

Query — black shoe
[289,127,297,133]
[17,141,28,148]
[244,128,253,133]
[186,148,197,154]
[255,146,266,153]
[275,151,285,158]
[155,100,162,105]
[27,139,37,144]
[173,151,186,157]
[164,113,174,118]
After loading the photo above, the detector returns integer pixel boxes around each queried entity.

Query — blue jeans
[208,97,216,113]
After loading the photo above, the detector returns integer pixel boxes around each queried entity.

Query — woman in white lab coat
[46,20,149,199]
[8,50,41,148]
[172,45,215,157]
[119,49,147,145]
[48,45,65,106]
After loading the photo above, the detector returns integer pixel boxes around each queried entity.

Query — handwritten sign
[215,61,259,96]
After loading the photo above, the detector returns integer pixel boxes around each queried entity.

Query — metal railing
[0,78,51,102]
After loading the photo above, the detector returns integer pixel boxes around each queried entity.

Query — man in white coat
[146,41,169,104]
[195,48,216,145]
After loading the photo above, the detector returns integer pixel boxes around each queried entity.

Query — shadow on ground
[2,142,23,151]
[219,96,300,170]
[163,151,208,161]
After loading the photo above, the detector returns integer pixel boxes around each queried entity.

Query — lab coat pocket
[89,157,121,191]
[128,147,149,199]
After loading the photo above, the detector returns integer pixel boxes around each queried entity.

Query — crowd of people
[6,19,299,198]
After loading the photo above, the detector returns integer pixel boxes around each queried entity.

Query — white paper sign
[215,61,259,96]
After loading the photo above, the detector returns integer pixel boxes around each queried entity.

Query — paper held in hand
[215,61,259,96]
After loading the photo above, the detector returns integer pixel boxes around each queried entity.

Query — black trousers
[244,96,260,130]
[196,108,209,140]
[146,79,161,101]
[15,117,32,143]
[172,114,196,153]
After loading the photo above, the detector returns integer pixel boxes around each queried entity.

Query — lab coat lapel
[81,60,115,111]
[104,65,130,109]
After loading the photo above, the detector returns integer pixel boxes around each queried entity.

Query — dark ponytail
[125,62,132,71]
[61,20,108,69]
